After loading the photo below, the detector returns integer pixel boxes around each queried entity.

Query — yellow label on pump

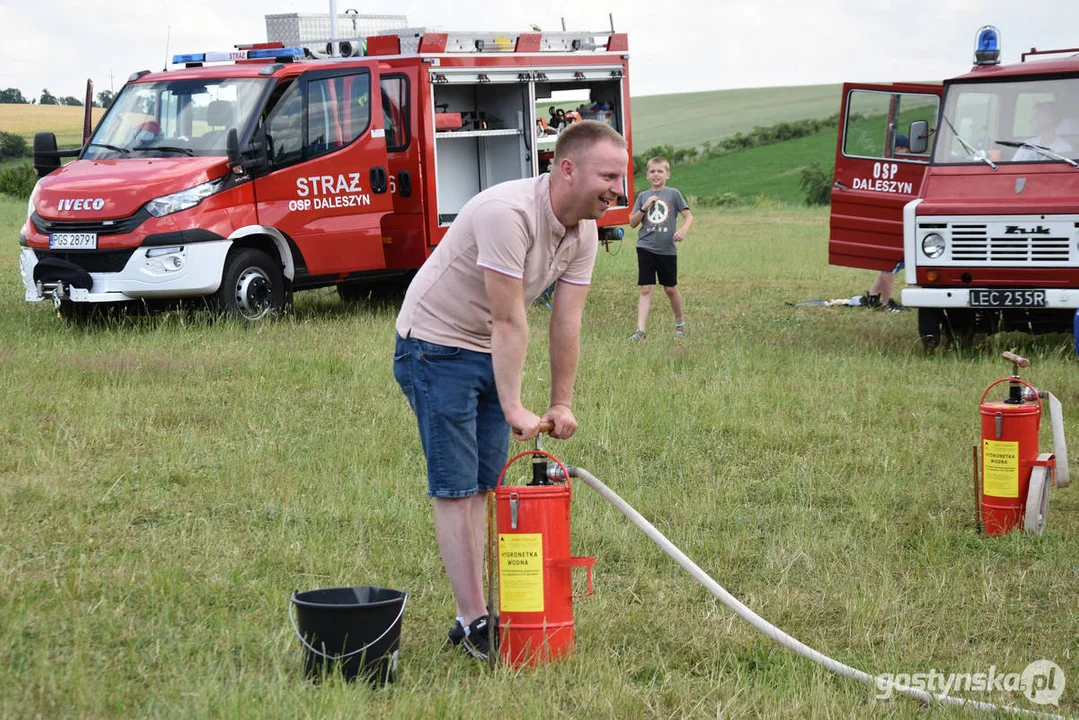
[983,439,1020,498]
[498,533,544,612]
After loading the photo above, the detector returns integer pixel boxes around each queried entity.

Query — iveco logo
[1005,225,1051,235]
[57,198,105,211]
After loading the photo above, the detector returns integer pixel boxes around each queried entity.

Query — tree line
[0,87,116,108]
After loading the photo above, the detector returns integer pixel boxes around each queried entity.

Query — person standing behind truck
[629,156,693,340]
[392,121,629,662]
[854,134,911,312]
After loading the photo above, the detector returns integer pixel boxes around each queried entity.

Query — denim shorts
[393,334,510,498]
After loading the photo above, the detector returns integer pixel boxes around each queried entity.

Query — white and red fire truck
[829,27,1079,349]
[20,27,633,321]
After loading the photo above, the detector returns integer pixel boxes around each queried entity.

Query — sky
[1,0,1078,101]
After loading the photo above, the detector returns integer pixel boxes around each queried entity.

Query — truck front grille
[31,208,150,236]
[950,224,1072,262]
[917,217,1079,267]
[34,249,136,273]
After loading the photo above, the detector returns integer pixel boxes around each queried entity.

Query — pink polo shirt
[395,174,598,353]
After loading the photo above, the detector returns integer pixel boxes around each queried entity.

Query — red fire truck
[20,28,632,321]
[829,27,1079,349]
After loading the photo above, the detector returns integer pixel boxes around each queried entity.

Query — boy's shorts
[637,248,678,287]
[393,333,510,498]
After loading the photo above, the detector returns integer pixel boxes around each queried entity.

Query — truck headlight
[921,233,946,259]
[27,181,40,220]
[145,177,225,218]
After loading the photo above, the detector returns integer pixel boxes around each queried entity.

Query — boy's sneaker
[460,614,496,661]
[674,322,686,337]
[884,299,902,313]
[630,329,646,341]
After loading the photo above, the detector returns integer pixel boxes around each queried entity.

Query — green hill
[652,129,838,204]
[630,84,843,151]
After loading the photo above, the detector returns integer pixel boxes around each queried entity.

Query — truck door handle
[370,166,388,193]
[399,170,412,198]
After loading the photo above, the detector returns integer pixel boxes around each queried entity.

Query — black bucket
[290,586,407,685]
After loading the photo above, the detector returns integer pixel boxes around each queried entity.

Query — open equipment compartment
[431,69,627,225]
[432,73,531,224]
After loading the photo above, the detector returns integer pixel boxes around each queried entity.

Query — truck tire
[919,308,976,351]
[917,308,944,351]
[215,248,284,322]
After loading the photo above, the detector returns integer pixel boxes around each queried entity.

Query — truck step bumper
[902,287,1079,310]
[21,242,232,303]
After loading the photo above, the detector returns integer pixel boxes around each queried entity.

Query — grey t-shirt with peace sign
[632,187,689,256]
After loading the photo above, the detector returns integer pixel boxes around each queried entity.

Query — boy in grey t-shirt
[629,156,694,340]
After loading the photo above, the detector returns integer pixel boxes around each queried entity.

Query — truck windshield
[85,77,268,159]
[934,77,1079,165]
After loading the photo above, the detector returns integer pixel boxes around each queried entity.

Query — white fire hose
[557,464,1066,719]
[1021,391,1069,534]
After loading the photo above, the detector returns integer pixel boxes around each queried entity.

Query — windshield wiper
[86,142,130,155]
[941,113,996,169]
[995,140,1079,168]
[130,145,197,157]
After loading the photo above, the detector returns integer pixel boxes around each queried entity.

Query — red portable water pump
[979,352,1070,535]
[488,427,594,667]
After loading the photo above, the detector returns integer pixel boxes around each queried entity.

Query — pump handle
[511,420,556,436]
[1002,351,1030,368]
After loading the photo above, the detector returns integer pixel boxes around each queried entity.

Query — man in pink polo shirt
[393,120,628,662]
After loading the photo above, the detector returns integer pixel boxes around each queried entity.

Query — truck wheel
[215,248,284,322]
[944,309,976,350]
[917,308,944,351]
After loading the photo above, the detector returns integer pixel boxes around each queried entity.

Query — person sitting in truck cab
[1012,101,1073,161]
[133,120,161,147]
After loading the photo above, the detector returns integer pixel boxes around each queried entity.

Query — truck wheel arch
[227,225,295,281]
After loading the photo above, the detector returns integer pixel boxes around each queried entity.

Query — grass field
[3,194,1077,718]
[0,104,105,148]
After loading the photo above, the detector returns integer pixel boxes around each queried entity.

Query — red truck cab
[20,31,633,322]
[830,27,1079,349]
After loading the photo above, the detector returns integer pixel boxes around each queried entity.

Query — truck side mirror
[33,132,62,178]
[244,125,270,176]
[226,128,243,173]
[909,120,929,154]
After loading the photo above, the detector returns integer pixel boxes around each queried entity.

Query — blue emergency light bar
[974,25,1001,65]
[171,47,304,64]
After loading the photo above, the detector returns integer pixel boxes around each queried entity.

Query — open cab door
[829,82,942,271]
